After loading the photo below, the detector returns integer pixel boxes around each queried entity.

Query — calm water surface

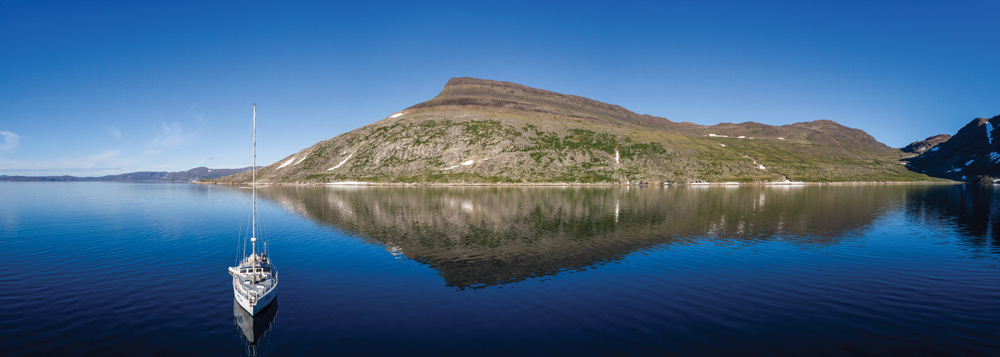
[1,182,998,355]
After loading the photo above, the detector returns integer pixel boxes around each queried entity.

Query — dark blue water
[1,183,998,356]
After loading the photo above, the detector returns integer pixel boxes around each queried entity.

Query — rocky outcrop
[905,115,999,182]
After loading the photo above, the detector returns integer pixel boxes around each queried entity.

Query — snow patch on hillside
[986,121,994,144]
[328,154,353,170]
[278,157,295,169]
[440,159,476,171]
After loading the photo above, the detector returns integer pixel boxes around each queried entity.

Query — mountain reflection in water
[256,185,998,289]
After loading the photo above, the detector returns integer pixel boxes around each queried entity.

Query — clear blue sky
[2,1,997,176]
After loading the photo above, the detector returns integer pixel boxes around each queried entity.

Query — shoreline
[198,180,964,187]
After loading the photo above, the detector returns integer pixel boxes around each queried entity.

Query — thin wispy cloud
[105,125,122,140]
[82,150,123,165]
[144,122,198,155]
[0,130,20,151]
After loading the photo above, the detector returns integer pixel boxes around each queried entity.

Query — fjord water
[1,183,997,355]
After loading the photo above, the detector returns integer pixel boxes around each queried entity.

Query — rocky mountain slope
[210,78,937,184]
[901,134,951,155]
[0,167,252,182]
[905,115,999,182]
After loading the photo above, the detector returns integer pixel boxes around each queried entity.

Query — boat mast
[251,104,257,261]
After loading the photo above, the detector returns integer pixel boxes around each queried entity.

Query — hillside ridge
[208,78,939,185]
[1,167,252,182]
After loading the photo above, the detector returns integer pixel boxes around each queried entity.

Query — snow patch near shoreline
[768,179,805,185]
[325,181,370,185]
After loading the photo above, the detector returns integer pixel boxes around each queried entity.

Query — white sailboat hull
[233,276,277,316]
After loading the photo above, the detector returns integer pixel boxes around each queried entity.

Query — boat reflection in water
[233,298,278,356]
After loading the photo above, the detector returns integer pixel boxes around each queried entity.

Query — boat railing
[233,269,277,304]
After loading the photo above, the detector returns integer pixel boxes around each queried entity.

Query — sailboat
[229,104,278,315]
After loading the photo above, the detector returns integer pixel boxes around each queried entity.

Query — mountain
[0,167,252,182]
[209,77,938,184]
[901,134,951,155]
[904,115,999,182]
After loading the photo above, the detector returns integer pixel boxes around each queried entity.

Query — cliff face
[210,78,935,184]
[905,115,1000,182]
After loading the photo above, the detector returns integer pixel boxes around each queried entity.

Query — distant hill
[0,167,253,182]
[901,134,951,155]
[905,115,999,183]
[209,77,940,184]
